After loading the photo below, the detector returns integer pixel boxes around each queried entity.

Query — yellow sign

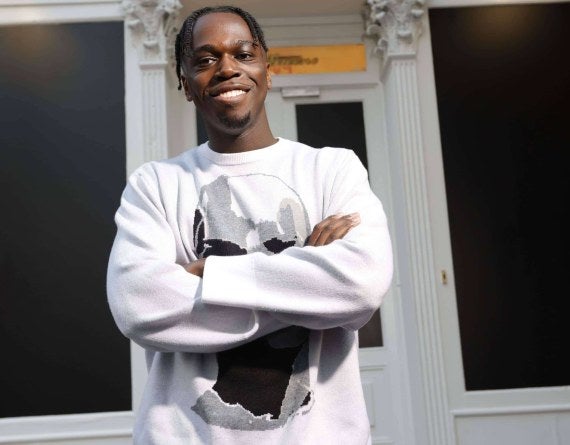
[268,44,366,75]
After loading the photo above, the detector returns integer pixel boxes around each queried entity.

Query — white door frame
[416,0,570,444]
[0,1,136,443]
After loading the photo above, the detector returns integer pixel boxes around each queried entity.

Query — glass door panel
[429,3,570,391]
[0,22,130,417]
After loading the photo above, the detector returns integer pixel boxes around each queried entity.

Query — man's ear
[266,64,272,90]
[181,75,193,102]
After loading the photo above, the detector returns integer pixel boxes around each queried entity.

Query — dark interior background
[0,22,131,416]
[430,3,570,390]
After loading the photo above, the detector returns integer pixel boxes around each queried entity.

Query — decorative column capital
[363,0,425,67]
[123,0,182,63]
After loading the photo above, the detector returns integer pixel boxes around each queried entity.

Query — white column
[364,1,455,444]
[123,0,181,167]
[121,0,182,410]
[140,61,169,161]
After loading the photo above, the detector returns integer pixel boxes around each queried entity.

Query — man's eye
[236,52,254,61]
[196,57,216,66]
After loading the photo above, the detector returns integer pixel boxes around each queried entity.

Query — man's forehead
[193,12,253,41]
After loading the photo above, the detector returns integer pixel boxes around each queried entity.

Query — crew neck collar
[198,137,284,165]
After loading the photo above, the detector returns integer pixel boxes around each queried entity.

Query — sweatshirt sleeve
[106,165,288,353]
[201,150,393,331]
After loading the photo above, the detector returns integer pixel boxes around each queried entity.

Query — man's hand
[184,258,206,277]
[305,213,361,247]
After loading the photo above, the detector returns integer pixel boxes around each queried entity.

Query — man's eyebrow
[236,39,259,47]
[190,40,259,56]
[191,44,216,55]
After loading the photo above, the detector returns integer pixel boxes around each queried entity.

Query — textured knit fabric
[107,138,393,444]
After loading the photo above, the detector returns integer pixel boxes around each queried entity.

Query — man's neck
[206,115,277,154]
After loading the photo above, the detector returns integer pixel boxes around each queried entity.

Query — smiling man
[107,5,393,445]
[178,10,273,149]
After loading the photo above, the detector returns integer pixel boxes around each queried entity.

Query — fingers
[184,258,206,277]
[306,212,361,247]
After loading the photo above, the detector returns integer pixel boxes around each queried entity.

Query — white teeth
[219,90,245,98]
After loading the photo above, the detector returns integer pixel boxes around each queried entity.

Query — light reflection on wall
[2,25,79,101]
[462,5,542,52]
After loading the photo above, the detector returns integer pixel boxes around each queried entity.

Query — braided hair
[175,5,268,91]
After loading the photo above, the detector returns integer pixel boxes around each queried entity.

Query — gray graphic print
[191,174,314,430]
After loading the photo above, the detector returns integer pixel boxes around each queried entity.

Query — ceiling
[179,0,365,19]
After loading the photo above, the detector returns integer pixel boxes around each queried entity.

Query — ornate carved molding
[123,0,182,62]
[122,0,182,163]
[363,0,425,65]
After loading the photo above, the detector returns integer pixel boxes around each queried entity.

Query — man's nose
[216,54,240,79]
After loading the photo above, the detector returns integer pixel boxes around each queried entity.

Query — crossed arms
[107,151,393,354]
[184,212,361,277]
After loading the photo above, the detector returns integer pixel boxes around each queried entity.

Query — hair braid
[175,6,268,91]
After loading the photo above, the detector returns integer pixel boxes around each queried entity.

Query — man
[107,5,392,444]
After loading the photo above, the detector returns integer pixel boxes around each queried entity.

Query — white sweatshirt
[107,138,393,444]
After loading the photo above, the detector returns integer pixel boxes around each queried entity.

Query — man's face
[181,12,271,136]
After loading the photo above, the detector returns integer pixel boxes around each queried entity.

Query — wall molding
[428,0,570,8]
[0,0,117,5]
[0,411,133,443]
[453,404,570,417]
[372,438,395,445]
[0,0,122,25]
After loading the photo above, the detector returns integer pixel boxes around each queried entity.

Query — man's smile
[213,89,247,104]
[209,83,251,96]
[218,90,246,98]
[207,84,251,104]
